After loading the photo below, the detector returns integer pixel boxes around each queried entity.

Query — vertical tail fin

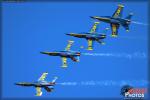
[52,77,58,83]
[126,13,133,20]
[124,13,133,32]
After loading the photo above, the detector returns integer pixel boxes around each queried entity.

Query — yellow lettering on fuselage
[62,57,67,68]
[115,7,121,16]
[87,39,93,50]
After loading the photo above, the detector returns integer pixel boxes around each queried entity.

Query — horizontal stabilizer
[44,86,54,92]
[70,56,79,62]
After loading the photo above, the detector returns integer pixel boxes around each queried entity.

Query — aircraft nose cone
[15,82,22,85]
[66,33,75,36]
[66,33,71,35]
[90,16,95,19]
[15,83,19,85]
[90,16,100,19]
[40,52,44,54]
[40,52,47,54]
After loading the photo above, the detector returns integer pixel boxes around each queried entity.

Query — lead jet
[40,40,80,68]
[66,22,108,50]
[90,4,133,37]
[15,72,58,96]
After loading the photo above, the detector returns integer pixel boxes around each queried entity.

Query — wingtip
[68,40,74,43]
[61,66,68,68]
[35,93,42,96]
[87,48,93,51]
[54,76,58,79]
[111,34,118,37]
[118,4,124,7]
[101,42,106,45]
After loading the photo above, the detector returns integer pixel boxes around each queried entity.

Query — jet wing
[35,87,42,96]
[112,4,124,18]
[70,56,79,62]
[65,40,74,51]
[38,72,48,81]
[61,57,67,68]
[44,86,53,92]
[90,22,100,33]
[111,24,119,37]
[87,39,94,50]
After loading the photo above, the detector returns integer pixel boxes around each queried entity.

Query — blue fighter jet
[40,40,80,68]
[15,72,58,96]
[91,4,133,37]
[66,22,109,50]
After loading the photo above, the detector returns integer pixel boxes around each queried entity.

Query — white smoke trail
[82,52,147,59]
[57,80,149,87]
[131,21,148,26]
[57,82,77,86]
[108,35,147,41]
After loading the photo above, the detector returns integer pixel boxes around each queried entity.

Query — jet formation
[15,72,58,96]
[15,4,135,96]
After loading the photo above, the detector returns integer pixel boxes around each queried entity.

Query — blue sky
[2,1,148,99]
